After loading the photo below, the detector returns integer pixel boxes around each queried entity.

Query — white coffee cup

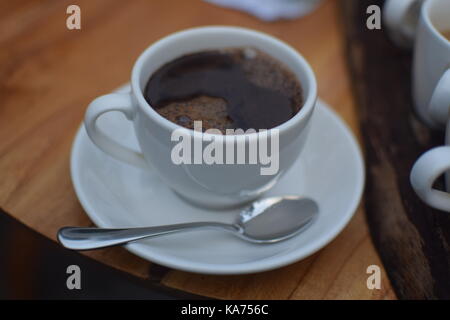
[84,26,317,209]
[385,0,450,211]
[384,0,424,48]
[385,0,450,127]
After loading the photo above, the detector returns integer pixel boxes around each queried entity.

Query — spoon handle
[57,222,238,250]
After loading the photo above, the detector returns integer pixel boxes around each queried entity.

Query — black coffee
[442,29,450,41]
[144,47,303,132]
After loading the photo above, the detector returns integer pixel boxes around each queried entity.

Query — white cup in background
[385,0,450,127]
[384,0,424,48]
[385,0,450,211]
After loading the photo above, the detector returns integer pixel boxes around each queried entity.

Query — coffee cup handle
[428,69,450,126]
[383,0,421,47]
[84,92,148,169]
[410,70,450,211]
[410,146,450,212]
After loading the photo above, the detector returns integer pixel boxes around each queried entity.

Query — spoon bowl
[235,196,318,243]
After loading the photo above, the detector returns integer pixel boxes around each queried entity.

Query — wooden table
[0,0,396,299]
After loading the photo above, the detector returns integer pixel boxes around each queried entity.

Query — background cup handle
[410,146,450,212]
[383,0,422,47]
[410,70,450,211]
[84,93,148,169]
[428,69,450,126]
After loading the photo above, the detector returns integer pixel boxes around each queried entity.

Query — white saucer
[71,85,364,275]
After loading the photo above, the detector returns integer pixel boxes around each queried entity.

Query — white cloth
[205,0,324,21]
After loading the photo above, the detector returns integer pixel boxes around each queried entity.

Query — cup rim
[130,26,317,142]
[423,0,450,48]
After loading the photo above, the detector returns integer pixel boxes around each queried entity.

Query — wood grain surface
[0,0,395,299]
[343,0,450,299]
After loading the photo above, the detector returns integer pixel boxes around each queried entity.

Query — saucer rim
[70,92,365,275]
